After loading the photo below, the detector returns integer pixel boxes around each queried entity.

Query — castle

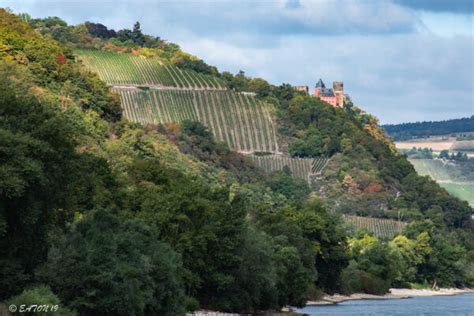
[293,79,349,108]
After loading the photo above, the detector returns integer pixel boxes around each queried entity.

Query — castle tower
[314,78,325,96]
[333,81,344,107]
[314,79,337,107]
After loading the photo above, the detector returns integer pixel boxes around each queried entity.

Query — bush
[38,210,185,316]
[341,262,389,295]
[7,285,74,316]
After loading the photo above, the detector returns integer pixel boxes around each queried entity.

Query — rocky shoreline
[186,288,474,315]
[306,287,474,306]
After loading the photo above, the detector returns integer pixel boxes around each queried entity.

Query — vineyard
[114,88,280,153]
[342,215,407,239]
[247,155,329,182]
[312,157,329,174]
[76,49,281,153]
[76,49,225,89]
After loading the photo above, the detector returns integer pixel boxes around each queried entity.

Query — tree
[85,22,116,38]
[7,285,74,316]
[18,12,32,23]
[0,67,95,299]
[343,236,398,294]
[38,210,186,316]
[131,21,145,46]
[248,78,271,97]
[439,150,450,159]
[296,200,348,293]
[389,235,418,285]
[233,226,278,312]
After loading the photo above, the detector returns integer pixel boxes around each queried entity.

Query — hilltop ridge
[383,116,474,141]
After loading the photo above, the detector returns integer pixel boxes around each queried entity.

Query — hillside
[1,9,473,315]
[74,46,472,223]
[75,49,280,154]
[247,155,329,183]
[77,49,225,88]
[383,116,474,141]
[409,159,474,207]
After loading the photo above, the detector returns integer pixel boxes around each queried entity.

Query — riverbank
[186,289,474,315]
[306,288,474,306]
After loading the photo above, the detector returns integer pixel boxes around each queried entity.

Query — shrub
[7,285,74,316]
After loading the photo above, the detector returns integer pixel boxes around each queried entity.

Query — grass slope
[439,183,474,207]
[409,159,474,206]
[409,159,452,181]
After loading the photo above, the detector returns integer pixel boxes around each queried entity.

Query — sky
[2,0,473,124]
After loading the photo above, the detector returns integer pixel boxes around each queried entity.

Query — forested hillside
[1,9,473,315]
[383,116,474,141]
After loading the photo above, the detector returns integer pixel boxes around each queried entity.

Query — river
[294,293,474,316]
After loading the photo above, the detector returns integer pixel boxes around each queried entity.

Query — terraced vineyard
[342,215,407,239]
[248,155,313,181]
[312,157,329,174]
[247,155,329,182]
[114,88,279,153]
[76,49,225,89]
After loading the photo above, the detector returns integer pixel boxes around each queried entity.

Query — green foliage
[404,147,433,159]
[174,56,218,75]
[343,235,398,294]
[248,78,272,97]
[270,88,472,230]
[0,10,121,121]
[26,14,217,77]
[267,170,311,203]
[281,200,349,293]
[161,120,264,183]
[233,226,278,312]
[402,221,472,287]
[220,70,272,95]
[0,65,115,299]
[7,285,74,316]
[38,210,186,316]
[438,150,469,161]
[389,235,420,285]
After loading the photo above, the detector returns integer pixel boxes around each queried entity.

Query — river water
[294,293,474,316]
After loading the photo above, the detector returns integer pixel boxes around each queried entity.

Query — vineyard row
[247,155,329,182]
[342,214,407,239]
[76,49,225,89]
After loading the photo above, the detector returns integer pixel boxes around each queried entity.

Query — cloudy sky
[2,0,473,124]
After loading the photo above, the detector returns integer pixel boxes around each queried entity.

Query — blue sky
[2,0,473,124]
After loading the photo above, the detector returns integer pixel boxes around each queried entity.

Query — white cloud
[181,33,473,124]
[2,0,472,123]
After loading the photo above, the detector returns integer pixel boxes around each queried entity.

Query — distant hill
[383,116,474,141]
